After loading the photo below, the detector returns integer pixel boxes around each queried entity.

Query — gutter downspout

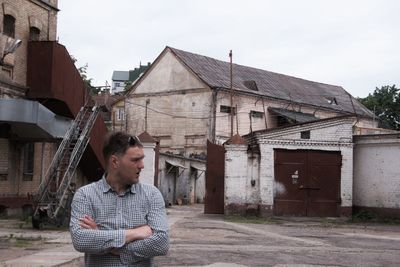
[211,89,218,143]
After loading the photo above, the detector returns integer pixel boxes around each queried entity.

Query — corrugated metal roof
[112,71,129,81]
[168,47,374,117]
[269,107,318,123]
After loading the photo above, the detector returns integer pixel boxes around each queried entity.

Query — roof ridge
[168,46,342,89]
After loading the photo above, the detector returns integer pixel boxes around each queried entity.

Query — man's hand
[125,225,153,243]
[79,215,98,230]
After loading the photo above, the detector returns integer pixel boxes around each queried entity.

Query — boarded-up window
[23,142,34,181]
[0,139,9,181]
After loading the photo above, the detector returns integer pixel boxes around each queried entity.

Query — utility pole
[145,99,150,132]
[229,50,233,137]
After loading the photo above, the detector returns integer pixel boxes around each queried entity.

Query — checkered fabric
[70,177,169,266]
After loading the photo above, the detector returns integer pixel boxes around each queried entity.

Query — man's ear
[110,155,119,169]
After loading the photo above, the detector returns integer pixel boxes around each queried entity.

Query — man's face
[114,146,145,185]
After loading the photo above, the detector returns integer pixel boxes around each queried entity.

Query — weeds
[349,210,400,225]
[224,215,283,225]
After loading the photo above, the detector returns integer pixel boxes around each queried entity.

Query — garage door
[274,149,341,217]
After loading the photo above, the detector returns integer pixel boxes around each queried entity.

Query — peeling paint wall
[225,118,355,216]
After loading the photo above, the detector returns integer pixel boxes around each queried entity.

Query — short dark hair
[102,132,143,162]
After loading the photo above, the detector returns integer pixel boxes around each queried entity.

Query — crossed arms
[69,188,169,264]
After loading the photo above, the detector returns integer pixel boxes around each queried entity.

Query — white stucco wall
[353,135,400,209]
[225,144,249,205]
[140,142,157,185]
[133,50,206,94]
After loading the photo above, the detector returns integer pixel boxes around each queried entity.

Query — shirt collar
[100,175,137,194]
[100,175,112,193]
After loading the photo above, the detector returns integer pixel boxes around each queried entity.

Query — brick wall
[0,0,58,94]
[0,138,11,194]
[224,144,248,214]
[354,135,400,212]
[225,117,355,217]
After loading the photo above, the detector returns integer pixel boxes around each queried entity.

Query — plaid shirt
[70,177,169,266]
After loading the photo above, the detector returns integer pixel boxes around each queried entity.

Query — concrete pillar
[224,143,248,215]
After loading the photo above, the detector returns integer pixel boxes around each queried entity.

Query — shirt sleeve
[69,187,126,254]
[119,188,170,264]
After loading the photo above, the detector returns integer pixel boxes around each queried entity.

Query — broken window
[324,96,338,105]
[250,110,264,118]
[243,80,258,91]
[3,14,16,38]
[220,105,236,114]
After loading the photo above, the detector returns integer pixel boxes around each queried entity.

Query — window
[301,130,311,139]
[117,108,125,121]
[250,110,264,118]
[220,105,236,114]
[29,27,40,41]
[324,97,338,105]
[243,80,258,91]
[3,15,16,38]
[23,142,34,181]
[115,82,121,87]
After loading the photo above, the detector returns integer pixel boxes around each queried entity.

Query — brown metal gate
[204,140,225,214]
[274,149,341,217]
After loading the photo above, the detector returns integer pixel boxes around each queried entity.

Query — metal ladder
[32,104,101,229]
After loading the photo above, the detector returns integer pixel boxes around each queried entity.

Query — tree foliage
[78,63,100,96]
[358,85,400,130]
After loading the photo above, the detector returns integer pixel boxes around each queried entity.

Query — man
[70,132,169,266]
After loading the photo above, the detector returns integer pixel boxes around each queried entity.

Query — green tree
[77,63,100,95]
[358,85,400,130]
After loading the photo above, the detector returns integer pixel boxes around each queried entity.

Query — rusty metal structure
[25,41,108,227]
[32,104,101,228]
[27,41,106,180]
[204,140,225,214]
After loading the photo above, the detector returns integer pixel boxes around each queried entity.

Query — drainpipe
[40,142,45,184]
[211,90,218,143]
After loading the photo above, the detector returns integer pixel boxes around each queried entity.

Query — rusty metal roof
[168,47,374,117]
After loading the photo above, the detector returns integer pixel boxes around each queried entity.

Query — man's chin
[132,176,140,184]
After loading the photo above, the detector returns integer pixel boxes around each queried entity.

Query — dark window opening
[3,15,16,38]
[277,116,293,127]
[324,97,338,105]
[23,142,34,180]
[301,130,311,139]
[250,110,264,118]
[220,105,236,114]
[0,174,7,181]
[29,27,40,41]
[243,80,258,91]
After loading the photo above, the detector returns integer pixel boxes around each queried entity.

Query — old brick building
[123,46,378,207]
[0,0,107,218]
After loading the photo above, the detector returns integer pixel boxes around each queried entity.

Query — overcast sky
[57,0,399,98]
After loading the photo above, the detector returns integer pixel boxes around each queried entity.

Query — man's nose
[138,159,144,169]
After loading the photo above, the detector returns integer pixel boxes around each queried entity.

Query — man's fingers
[79,216,98,229]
